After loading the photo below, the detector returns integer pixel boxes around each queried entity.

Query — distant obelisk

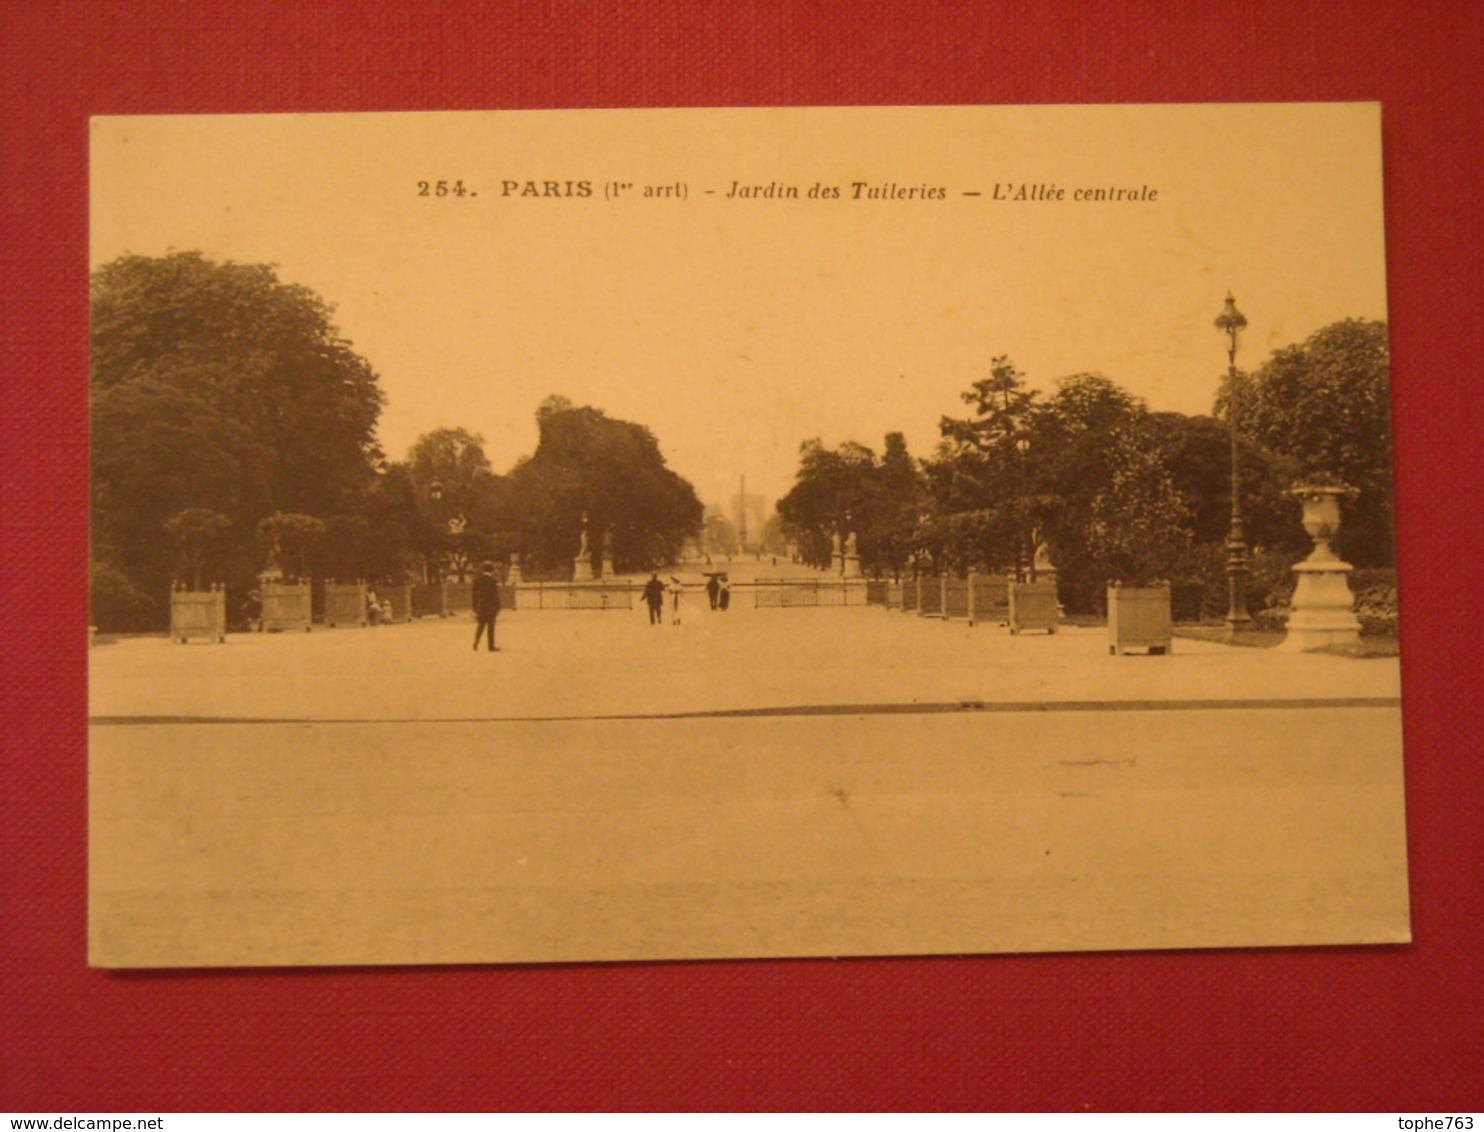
[737,474,748,553]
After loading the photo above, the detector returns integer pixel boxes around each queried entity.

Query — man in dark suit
[642,572,666,626]
[472,560,502,651]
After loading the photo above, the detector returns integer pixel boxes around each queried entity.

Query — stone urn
[1280,483,1362,652]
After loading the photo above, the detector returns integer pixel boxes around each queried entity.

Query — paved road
[90,603,1400,721]
[89,604,1408,967]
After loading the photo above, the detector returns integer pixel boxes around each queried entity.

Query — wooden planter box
[1009,580,1060,634]
[170,585,226,643]
[917,576,943,616]
[261,580,312,632]
[900,577,919,612]
[324,582,368,627]
[377,584,413,623]
[970,573,1010,626]
[442,580,474,616]
[410,583,444,618]
[942,576,971,620]
[1108,584,1172,655]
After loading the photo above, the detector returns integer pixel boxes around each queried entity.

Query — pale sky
[91,105,1388,511]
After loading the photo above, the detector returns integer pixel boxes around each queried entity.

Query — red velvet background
[3,0,1481,1112]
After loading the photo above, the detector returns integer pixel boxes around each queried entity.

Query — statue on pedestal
[842,522,863,580]
[1033,539,1057,584]
[572,511,595,583]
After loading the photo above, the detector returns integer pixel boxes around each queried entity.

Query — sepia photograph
[87,104,1406,968]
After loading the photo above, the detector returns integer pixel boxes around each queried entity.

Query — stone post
[600,529,615,580]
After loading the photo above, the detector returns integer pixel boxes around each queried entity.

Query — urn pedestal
[1281,485,1362,653]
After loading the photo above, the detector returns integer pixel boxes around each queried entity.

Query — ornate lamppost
[427,479,446,582]
[1014,435,1031,582]
[1215,294,1252,631]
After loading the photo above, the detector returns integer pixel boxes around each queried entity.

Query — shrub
[1244,565,1398,638]
[90,561,166,633]
[1351,568,1399,637]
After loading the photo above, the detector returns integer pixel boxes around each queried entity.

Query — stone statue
[572,512,596,582]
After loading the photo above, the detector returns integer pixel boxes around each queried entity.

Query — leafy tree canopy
[1088,424,1194,587]
[503,398,703,574]
[778,434,923,575]
[92,251,385,518]
[405,428,501,528]
[90,252,390,619]
[1229,318,1393,565]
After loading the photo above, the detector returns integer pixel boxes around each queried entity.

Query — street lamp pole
[1215,294,1252,631]
[1014,435,1031,583]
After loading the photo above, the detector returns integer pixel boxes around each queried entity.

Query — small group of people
[704,573,731,611]
[365,589,396,626]
[641,571,734,626]
[642,573,686,626]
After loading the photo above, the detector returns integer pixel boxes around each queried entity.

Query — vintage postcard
[89,105,1406,967]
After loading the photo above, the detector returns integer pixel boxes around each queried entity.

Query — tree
[164,508,232,590]
[403,428,502,581]
[501,398,704,574]
[1021,373,1147,608]
[776,433,924,576]
[92,252,385,515]
[1145,410,1300,548]
[1087,425,1193,589]
[867,432,924,577]
[256,512,326,579]
[702,511,740,559]
[91,374,271,596]
[940,355,1038,451]
[1229,319,1393,565]
[757,513,790,557]
[925,358,1045,573]
[358,464,427,584]
[90,251,387,626]
[406,428,499,522]
[777,438,878,569]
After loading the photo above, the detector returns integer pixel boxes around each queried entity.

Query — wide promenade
[89,584,1408,969]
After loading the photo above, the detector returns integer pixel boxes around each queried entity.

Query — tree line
[90,252,703,631]
[777,321,1393,618]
